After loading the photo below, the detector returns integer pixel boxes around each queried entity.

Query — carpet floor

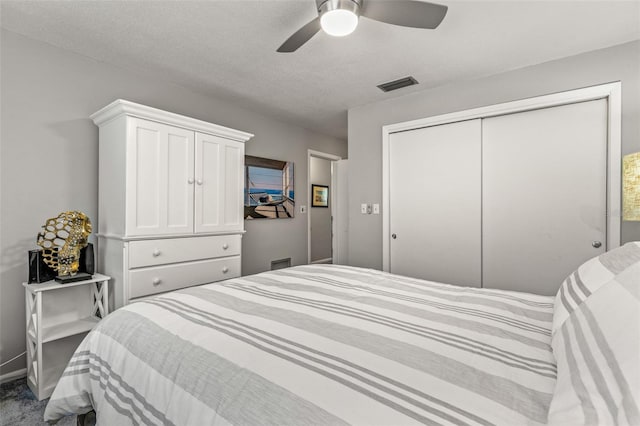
[0,378,75,426]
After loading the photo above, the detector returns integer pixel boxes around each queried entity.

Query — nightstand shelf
[41,317,101,343]
[23,273,110,400]
[27,335,86,401]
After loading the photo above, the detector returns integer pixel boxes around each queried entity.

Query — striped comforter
[45,265,557,425]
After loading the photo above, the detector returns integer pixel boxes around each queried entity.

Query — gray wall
[310,156,332,262]
[0,30,346,376]
[348,40,640,269]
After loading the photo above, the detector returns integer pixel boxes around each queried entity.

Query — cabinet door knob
[152,249,161,257]
[152,278,162,285]
[222,266,229,273]
[196,179,203,185]
[222,243,229,250]
[391,233,397,239]
[592,241,602,248]
[187,178,194,184]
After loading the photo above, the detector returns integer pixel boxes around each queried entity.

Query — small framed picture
[311,184,329,208]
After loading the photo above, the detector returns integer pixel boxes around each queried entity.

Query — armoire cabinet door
[389,119,482,287]
[195,133,244,233]
[126,117,195,236]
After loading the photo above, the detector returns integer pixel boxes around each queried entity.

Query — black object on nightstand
[79,243,95,275]
[28,250,55,283]
[28,243,95,283]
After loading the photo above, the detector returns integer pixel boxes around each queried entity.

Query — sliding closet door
[482,99,607,295]
[389,119,481,287]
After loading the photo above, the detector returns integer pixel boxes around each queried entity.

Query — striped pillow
[548,263,640,425]
[552,242,640,336]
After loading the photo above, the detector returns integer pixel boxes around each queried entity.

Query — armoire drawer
[128,235,241,268]
[128,256,241,299]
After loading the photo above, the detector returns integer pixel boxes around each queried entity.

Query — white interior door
[389,119,482,287]
[482,99,608,295]
[332,159,349,265]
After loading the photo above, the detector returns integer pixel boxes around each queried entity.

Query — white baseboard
[0,368,27,384]
[310,257,333,264]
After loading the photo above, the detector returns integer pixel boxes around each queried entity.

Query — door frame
[381,82,622,272]
[307,149,342,264]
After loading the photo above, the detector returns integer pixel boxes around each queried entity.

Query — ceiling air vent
[377,76,419,93]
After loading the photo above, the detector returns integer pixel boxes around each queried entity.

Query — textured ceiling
[1,0,639,140]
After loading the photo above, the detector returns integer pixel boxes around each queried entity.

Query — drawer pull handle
[152,249,161,257]
[222,243,229,250]
[152,278,162,286]
[222,267,229,274]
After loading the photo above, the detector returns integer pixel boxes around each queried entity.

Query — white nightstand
[23,273,110,400]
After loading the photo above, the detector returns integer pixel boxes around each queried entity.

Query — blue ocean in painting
[247,188,295,206]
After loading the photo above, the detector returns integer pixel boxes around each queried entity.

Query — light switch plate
[300,205,307,214]
[361,203,368,214]
[373,204,380,214]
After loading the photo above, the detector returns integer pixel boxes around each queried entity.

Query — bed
[44,243,640,425]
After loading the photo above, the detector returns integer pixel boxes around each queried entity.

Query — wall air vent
[377,76,419,93]
[271,258,292,270]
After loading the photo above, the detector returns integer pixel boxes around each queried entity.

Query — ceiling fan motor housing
[317,0,362,17]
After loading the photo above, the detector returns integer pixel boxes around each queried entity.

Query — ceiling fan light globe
[320,9,359,36]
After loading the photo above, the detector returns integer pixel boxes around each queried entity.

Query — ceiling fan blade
[362,0,448,29]
[277,17,321,53]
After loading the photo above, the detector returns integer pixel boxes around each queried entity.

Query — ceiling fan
[277,0,448,53]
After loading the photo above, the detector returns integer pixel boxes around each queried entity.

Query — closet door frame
[381,82,622,273]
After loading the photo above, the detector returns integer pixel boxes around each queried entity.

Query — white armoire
[91,100,253,308]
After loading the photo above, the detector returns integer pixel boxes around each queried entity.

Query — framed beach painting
[244,155,294,219]
[311,184,329,208]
